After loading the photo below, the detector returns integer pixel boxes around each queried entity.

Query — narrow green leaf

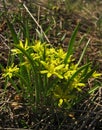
[78,34,86,46]
[64,23,79,64]
[81,65,98,83]
[14,44,34,68]
[88,85,100,94]
[0,64,3,70]
[25,20,30,43]
[7,19,19,44]
[36,29,44,42]
[16,73,29,88]
[20,65,30,85]
[45,25,51,34]
[80,61,89,78]
[9,78,20,93]
[20,20,30,43]
[13,44,40,104]
[67,62,91,85]
[77,39,90,66]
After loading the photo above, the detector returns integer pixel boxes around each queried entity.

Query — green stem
[14,45,40,109]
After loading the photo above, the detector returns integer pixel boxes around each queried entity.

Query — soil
[0,0,102,130]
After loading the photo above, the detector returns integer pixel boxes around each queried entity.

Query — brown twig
[23,3,50,43]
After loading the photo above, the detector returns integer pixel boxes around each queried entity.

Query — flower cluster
[2,40,101,108]
[2,63,19,78]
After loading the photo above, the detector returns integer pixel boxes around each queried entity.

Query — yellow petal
[58,99,63,107]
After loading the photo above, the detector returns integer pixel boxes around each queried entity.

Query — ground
[0,0,102,130]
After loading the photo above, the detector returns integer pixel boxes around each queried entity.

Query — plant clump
[2,37,101,111]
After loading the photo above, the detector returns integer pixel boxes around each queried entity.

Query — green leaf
[81,65,98,83]
[80,60,90,78]
[13,44,40,104]
[77,39,90,66]
[64,23,79,64]
[88,85,100,95]
[20,20,30,43]
[67,62,91,85]
[7,19,19,44]
[20,65,30,85]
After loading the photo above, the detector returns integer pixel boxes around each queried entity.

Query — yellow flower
[32,40,44,52]
[11,39,29,54]
[40,61,64,79]
[92,71,102,78]
[57,48,66,59]
[2,63,19,78]
[58,99,63,107]
[46,48,56,56]
[64,70,76,79]
[70,78,85,91]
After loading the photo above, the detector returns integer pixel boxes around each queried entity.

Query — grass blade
[77,39,90,66]
[7,19,19,44]
[13,44,40,105]
[81,65,98,83]
[67,62,91,85]
[64,23,79,64]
